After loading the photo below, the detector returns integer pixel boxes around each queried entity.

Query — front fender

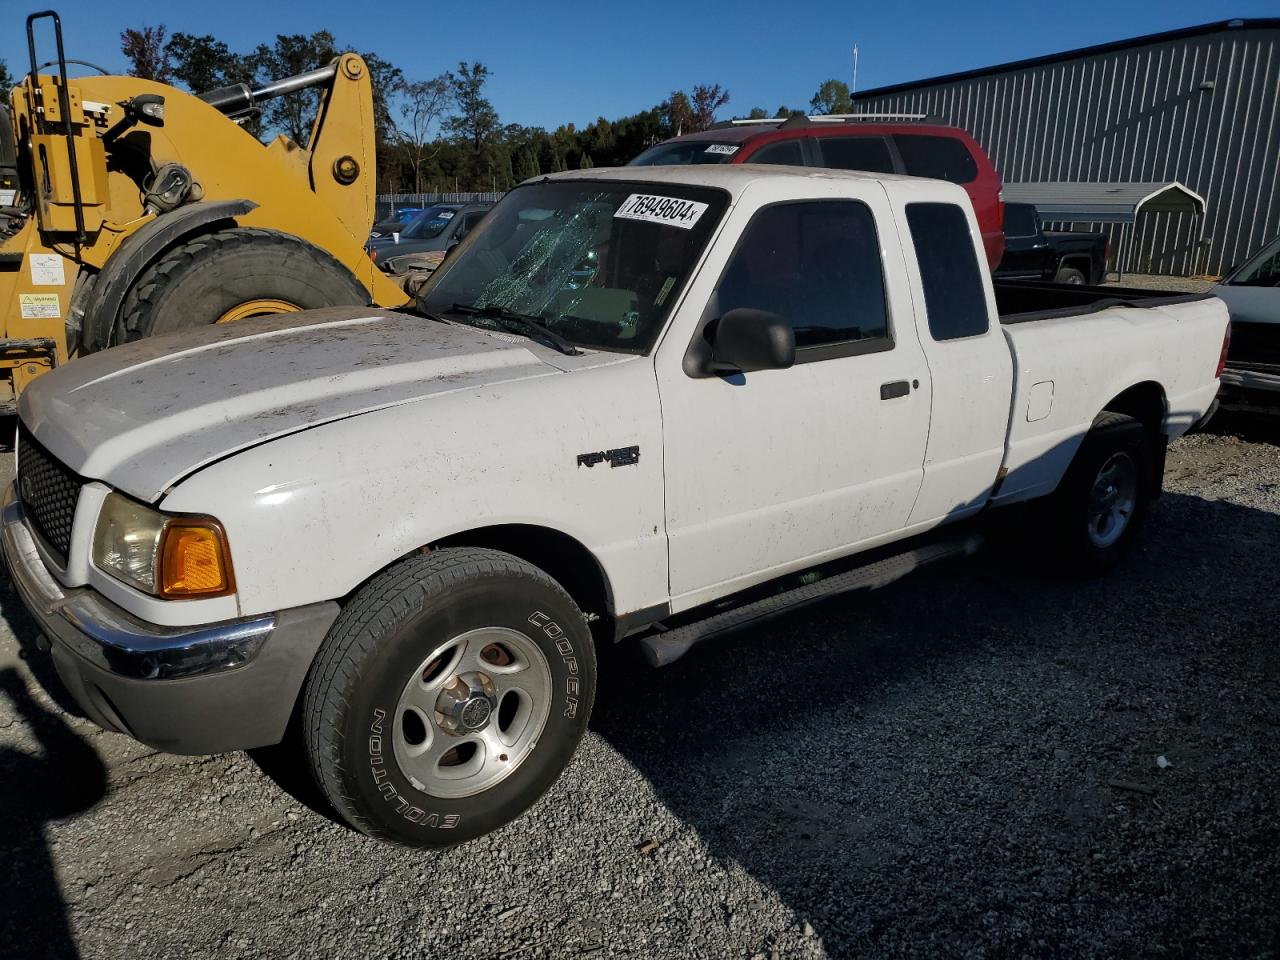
[158,366,669,622]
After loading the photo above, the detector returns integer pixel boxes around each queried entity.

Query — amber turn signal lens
[160,521,233,597]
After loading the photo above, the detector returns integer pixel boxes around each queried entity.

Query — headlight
[92,493,235,598]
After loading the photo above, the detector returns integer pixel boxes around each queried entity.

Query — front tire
[1046,412,1152,577]
[302,548,595,847]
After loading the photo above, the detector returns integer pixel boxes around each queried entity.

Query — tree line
[2,33,860,194]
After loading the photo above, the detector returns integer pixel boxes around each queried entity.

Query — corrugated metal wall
[852,23,1280,276]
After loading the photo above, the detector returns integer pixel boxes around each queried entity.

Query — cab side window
[1002,203,1040,238]
[455,210,487,240]
[905,202,989,340]
[715,200,891,361]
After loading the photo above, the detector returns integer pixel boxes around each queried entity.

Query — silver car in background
[1213,236,1280,413]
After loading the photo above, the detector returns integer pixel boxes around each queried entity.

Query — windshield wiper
[449,303,582,356]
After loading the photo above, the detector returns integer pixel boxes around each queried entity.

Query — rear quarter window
[905,202,989,341]
[894,134,979,185]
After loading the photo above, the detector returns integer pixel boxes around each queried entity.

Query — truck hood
[20,307,607,502]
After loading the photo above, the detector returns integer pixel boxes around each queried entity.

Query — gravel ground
[1104,273,1217,293]
[2,414,1278,959]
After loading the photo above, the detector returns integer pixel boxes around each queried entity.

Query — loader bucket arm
[199,54,379,246]
[304,55,379,246]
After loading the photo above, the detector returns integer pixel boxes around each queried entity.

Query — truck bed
[994,279,1212,323]
[988,280,1227,508]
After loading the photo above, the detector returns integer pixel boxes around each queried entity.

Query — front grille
[17,424,82,564]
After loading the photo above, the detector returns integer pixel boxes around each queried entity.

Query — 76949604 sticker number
[614,193,709,230]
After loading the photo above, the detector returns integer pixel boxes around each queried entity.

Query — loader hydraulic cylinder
[198,64,340,121]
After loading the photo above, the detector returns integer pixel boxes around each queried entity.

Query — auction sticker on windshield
[615,194,709,230]
[705,144,739,155]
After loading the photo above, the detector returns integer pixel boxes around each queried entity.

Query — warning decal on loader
[19,294,60,319]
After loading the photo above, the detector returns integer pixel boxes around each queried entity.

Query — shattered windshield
[420,180,728,353]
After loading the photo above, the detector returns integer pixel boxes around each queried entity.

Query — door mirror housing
[706,308,796,375]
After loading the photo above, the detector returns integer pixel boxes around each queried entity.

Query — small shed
[1002,181,1207,278]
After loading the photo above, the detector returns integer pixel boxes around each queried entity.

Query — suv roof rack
[713,112,944,131]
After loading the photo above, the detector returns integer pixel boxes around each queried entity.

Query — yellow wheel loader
[0,10,407,411]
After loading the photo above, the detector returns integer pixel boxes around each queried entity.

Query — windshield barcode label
[704,144,739,155]
[615,194,709,230]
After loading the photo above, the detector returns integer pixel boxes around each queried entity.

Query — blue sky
[3,1,1275,130]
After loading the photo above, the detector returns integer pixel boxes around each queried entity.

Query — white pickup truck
[3,166,1227,847]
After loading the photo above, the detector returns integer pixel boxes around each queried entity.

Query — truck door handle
[880,380,911,400]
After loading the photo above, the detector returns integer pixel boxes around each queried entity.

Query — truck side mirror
[706,308,795,375]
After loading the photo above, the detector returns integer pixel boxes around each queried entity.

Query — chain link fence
[376,192,506,221]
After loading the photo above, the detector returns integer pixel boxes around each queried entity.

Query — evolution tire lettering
[577,445,640,469]
[528,611,580,718]
[368,707,460,828]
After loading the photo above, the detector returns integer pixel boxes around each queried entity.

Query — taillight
[369,247,378,263]
[1216,323,1231,378]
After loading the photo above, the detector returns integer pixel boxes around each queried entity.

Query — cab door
[891,191,1015,525]
[656,180,932,612]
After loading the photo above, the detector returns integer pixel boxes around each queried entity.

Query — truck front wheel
[115,227,370,344]
[1046,412,1152,576]
[302,548,596,847]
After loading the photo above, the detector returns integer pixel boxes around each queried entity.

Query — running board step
[638,534,984,667]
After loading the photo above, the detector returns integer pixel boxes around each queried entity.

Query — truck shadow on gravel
[0,666,107,960]
[591,491,1280,957]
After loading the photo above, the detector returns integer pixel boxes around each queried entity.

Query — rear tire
[302,548,595,848]
[116,227,369,344]
[1044,412,1152,577]
[1054,265,1087,285]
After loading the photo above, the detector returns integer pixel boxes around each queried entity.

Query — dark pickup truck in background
[996,202,1108,285]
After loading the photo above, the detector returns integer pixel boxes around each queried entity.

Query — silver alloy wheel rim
[1087,450,1138,548]
[392,626,553,800]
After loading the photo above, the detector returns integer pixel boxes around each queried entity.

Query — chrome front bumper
[2,488,275,679]
[2,483,340,754]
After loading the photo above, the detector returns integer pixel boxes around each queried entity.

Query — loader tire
[116,227,370,344]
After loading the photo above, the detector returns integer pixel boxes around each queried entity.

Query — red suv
[631,115,1005,268]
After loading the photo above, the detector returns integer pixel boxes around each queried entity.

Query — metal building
[851,18,1280,276]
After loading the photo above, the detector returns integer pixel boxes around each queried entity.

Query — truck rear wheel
[1054,265,1087,285]
[302,548,596,848]
[1046,412,1152,577]
[116,227,370,343]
